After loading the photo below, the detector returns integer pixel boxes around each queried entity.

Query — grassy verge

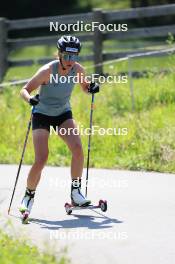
[1,48,175,173]
[0,229,69,264]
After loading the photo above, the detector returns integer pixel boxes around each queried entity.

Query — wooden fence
[0,4,175,81]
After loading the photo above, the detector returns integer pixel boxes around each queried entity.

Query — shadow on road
[29,212,123,230]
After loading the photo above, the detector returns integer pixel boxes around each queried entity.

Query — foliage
[0,229,69,264]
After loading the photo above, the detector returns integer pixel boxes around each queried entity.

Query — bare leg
[57,119,84,180]
[57,119,91,206]
[27,129,49,190]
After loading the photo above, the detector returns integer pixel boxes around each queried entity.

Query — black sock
[71,178,81,191]
[25,187,35,198]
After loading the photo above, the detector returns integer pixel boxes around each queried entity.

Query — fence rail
[0,4,175,81]
[105,25,175,40]
[7,4,175,30]
[7,13,93,30]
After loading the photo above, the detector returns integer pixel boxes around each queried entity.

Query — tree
[0,0,91,19]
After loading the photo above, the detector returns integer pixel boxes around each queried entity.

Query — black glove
[29,94,40,106]
[88,82,99,94]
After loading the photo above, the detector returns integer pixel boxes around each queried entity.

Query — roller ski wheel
[64,201,91,215]
[99,200,107,212]
[65,203,73,215]
[20,210,30,224]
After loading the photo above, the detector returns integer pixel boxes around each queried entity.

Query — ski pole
[85,93,95,198]
[8,107,34,214]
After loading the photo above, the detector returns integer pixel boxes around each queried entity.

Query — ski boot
[71,178,91,207]
[19,188,35,224]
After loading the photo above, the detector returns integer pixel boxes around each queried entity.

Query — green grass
[89,0,130,10]
[1,47,175,173]
[0,229,69,264]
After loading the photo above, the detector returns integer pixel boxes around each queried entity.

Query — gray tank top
[33,60,76,116]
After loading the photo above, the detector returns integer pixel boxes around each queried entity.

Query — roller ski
[65,199,107,215]
[65,179,107,214]
[19,188,35,224]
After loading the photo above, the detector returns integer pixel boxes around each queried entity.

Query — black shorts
[32,110,73,132]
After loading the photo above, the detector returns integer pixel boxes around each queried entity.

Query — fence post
[0,18,8,83]
[92,9,103,75]
[128,57,135,111]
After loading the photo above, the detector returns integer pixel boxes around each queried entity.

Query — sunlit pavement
[0,164,175,264]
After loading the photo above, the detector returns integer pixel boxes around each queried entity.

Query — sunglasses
[62,53,79,62]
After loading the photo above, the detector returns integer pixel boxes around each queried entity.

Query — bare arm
[20,65,50,103]
[75,63,90,94]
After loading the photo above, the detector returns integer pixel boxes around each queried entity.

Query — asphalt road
[0,164,175,264]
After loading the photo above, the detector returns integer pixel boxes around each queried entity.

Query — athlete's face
[59,51,79,68]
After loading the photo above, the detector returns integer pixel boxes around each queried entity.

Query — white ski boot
[71,179,91,206]
[19,188,35,223]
